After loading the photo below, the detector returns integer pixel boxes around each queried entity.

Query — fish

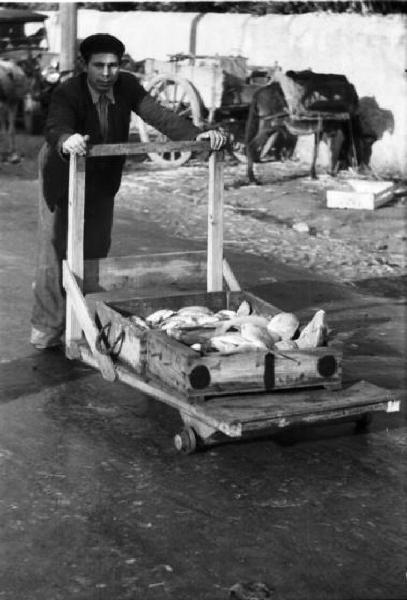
[215,315,270,336]
[267,312,299,341]
[177,305,214,316]
[169,327,216,346]
[129,315,150,329]
[192,315,221,326]
[215,309,237,320]
[161,315,194,329]
[160,316,199,337]
[205,333,258,355]
[274,339,298,351]
[162,314,219,332]
[236,300,252,316]
[240,323,275,349]
[146,309,176,327]
[296,309,328,349]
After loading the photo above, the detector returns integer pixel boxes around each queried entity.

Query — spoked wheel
[174,426,198,454]
[137,74,203,167]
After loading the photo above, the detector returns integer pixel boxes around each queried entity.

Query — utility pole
[59,2,77,74]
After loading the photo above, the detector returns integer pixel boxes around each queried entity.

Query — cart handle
[86,139,211,158]
[65,140,225,353]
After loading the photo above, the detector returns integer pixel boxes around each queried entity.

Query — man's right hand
[62,134,90,156]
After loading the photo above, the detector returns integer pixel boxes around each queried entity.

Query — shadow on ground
[353,274,407,299]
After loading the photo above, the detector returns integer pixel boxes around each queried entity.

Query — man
[30,33,226,350]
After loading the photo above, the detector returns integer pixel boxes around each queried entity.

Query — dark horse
[245,70,360,184]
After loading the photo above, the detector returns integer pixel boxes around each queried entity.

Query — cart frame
[63,141,400,453]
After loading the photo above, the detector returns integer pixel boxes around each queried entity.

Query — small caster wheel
[174,427,198,454]
[355,412,373,431]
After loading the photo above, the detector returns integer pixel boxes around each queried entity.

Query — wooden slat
[294,111,350,121]
[222,259,241,291]
[83,251,208,294]
[96,301,147,375]
[207,150,224,292]
[66,154,85,343]
[201,380,397,427]
[101,290,228,318]
[239,400,394,433]
[63,262,116,382]
[87,140,210,157]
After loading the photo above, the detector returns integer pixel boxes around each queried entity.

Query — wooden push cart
[63,141,400,453]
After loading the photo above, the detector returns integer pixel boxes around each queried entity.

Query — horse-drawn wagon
[134,53,269,166]
[0,8,57,136]
[134,55,360,180]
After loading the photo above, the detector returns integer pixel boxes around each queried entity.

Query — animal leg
[310,131,320,179]
[246,129,274,185]
[329,128,345,176]
[246,153,260,185]
[0,103,7,161]
[7,105,20,163]
[260,131,279,160]
[246,141,261,185]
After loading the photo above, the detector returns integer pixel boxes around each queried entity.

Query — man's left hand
[196,129,228,151]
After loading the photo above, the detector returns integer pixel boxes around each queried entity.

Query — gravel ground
[119,156,407,297]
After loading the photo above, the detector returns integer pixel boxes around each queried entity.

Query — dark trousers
[31,146,115,336]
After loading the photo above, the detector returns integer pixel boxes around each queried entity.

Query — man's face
[85,52,120,93]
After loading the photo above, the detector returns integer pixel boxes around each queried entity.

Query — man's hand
[196,129,228,151]
[62,134,90,156]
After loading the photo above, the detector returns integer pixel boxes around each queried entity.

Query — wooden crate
[96,290,342,399]
[326,179,394,210]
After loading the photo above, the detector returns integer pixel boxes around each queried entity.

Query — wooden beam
[207,150,224,292]
[67,154,85,278]
[63,263,116,382]
[223,258,241,291]
[59,3,77,74]
[83,251,207,294]
[66,153,85,344]
[87,140,210,157]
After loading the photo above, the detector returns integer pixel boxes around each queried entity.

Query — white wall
[42,8,407,174]
[239,13,407,174]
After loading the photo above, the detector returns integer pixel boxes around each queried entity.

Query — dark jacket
[41,71,200,210]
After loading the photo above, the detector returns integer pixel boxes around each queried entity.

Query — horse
[244,69,359,184]
[0,58,29,163]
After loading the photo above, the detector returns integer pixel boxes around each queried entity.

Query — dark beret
[79,34,125,61]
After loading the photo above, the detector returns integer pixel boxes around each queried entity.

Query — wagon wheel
[137,74,203,167]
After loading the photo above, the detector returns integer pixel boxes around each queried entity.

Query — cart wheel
[174,426,198,454]
[355,412,373,431]
[138,74,203,167]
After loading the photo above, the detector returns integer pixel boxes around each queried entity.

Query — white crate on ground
[326,179,394,210]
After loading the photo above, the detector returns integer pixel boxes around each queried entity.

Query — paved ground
[0,134,406,600]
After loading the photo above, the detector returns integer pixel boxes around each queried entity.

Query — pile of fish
[130,300,329,356]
